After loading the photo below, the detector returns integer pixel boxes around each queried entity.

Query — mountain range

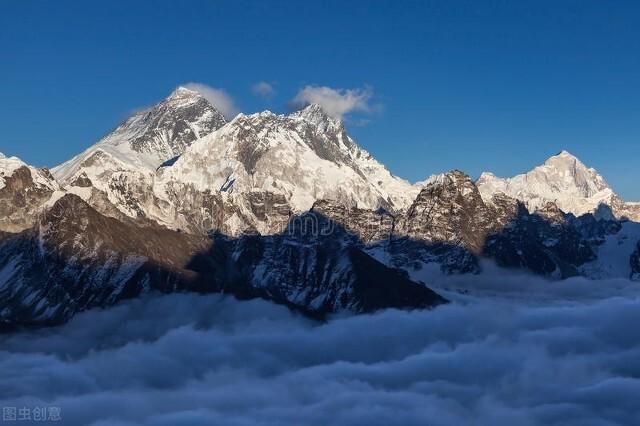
[2,86,639,329]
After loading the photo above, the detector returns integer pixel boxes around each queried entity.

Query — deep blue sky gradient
[2,1,639,198]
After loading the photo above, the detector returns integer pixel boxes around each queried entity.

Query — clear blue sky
[2,0,639,198]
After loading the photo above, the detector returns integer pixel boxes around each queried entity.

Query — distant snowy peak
[52,86,227,183]
[540,150,611,195]
[476,150,619,217]
[166,86,203,101]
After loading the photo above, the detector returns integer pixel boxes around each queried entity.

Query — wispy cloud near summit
[183,83,239,120]
[290,85,375,120]
[251,81,276,98]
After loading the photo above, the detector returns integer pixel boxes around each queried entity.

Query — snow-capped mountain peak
[291,103,342,130]
[166,85,201,100]
[554,149,576,158]
[542,150,608,188]
[476,151,620,217]
[157,106,418,222]
[52,87,227,183]
[526,150,612,197]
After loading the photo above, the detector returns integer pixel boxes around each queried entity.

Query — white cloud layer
[183,83,239,120]
[291,85,374,120]
[251,81,275,98]
[2,274,640,426]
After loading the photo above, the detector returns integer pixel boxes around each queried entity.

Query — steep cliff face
[219,212,446,317]
[402,171,495,253]
[484,213,596,279]
[0,153,59,233]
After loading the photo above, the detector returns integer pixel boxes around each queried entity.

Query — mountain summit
[52,86,227,183]
[476,150,632,218]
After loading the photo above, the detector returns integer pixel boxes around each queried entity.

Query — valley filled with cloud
[2,271,639,426]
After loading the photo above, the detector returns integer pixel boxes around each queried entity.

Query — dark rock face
[71,172,92,187]
[128,90,226,159]
[401,173,616,278]
[570,212,622,245]
[535,201,568,224]
[347,247,446,312]
[246,191,292,224]
[403,171,495,253]
[372,238,480,276]
[484,213,595,278]
[0,166,56,233]
[312,196,481,276]
[222,213,447,317]
[312,200,397,243]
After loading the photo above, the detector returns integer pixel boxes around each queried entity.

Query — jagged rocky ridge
[315,171,625,280]
[1,87,640,328]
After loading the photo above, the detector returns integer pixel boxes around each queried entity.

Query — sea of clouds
[2,271,640,426]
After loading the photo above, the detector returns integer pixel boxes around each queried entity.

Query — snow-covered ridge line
[475,150,639,220]
[158,102,418,214]
[8,87,640,235]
